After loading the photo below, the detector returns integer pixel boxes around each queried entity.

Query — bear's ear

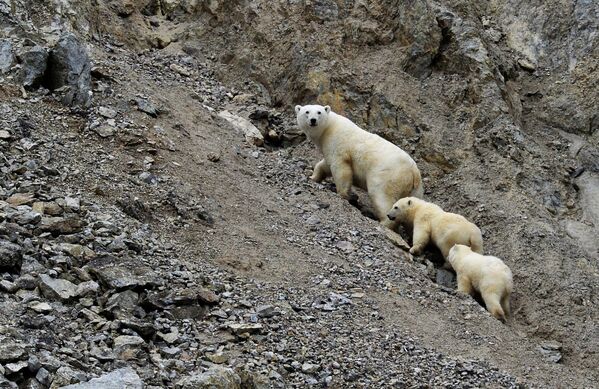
[407,199,412,206]
[295,105,302,114]
[324,105,331,113]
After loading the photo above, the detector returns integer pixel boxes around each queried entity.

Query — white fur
[386,197,483,267]
[448,244,513,322]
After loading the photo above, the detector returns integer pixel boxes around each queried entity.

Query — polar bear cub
[295,104,423,227]
[386,197,483,266]
[448,244,513,322]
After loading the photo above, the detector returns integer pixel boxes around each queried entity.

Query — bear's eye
[317,111,321,115]
[305,111,309,115]
[394,206,398,209]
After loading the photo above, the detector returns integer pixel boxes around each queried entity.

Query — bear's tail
[410,168,424,199]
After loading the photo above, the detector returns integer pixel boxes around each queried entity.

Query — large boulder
[18,46,48,89]
[45,33,92,107]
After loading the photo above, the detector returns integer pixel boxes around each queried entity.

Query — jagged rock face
[0,0,598,388]
[45,33,92,107]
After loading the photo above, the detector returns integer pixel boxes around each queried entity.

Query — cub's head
[448,244,470,266]
[387,197,418,222]
[295,104,331,133]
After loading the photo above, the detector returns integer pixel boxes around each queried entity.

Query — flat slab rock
[218,110,264,146]
[38,274,78,302]
[87,255,162,290]
[177,366,241,389]
[60,367,142,389]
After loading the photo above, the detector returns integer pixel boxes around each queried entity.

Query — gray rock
[18,46,48,89]
[45,33,92,107]
[138,172,158,185]
[0,239,22,271]
[63,197,80,212]
[29,302,53,313]
[134,97,158,117]
[27,355,41,374]
[256,305,279,318]
[20,378,43,389]
[435,269,456,289]
[4,361,27,375]
[98,107,117,118]
[157,329,179,344]
[0,40,14,73]
[0,343,26,363]
[113,336,145,360]
[0,376,17,389]
[75,280,99,297]
[87,256,162,290]
[39,216,84,235]
[197,289,220,305]
[301,362,319,374]
[539,341,562,363]
[311,0,338,21]
[113,335,145,349]
[177,366,241,389]
[7,206,41,226]
[0,280,18,293]
[35,368,50,386]
[94,125,116,138]
[49,366,82,388]
[89,346,116,362]
[228,323,263,335]
[38,274,78,302]
[335,240,354,252]
[15,274,37,290]
[106,290,140,319]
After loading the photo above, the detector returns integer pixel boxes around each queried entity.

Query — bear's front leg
[310,159,331,182]
[409,224,430,255]
[331,161,355,201]
[456,275,473,295]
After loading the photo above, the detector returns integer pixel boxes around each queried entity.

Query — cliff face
[0,0,598,387]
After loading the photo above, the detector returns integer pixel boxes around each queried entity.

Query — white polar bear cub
[386,197,483,267]
[448,244,513,322]
[295,104,423,227]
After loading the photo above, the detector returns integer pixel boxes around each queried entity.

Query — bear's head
[386,197,418,222]
[448,244,470,266]
[295,104,331,136]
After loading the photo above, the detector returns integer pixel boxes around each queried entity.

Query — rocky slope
[0,0,598,388]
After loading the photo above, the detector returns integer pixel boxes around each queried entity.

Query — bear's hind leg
[482,292,506,322]
[469,231,484,254]
[369,191,396,225]
[311,159,331,182]
[331,161,354,200]
[501,292,511,319]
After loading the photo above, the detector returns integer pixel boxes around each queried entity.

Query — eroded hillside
[0,0,598,388]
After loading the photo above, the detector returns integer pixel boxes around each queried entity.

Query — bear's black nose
[310,118,317,125]
[387,214,395,220]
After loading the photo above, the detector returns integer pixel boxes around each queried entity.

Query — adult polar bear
[296,104,423,228]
